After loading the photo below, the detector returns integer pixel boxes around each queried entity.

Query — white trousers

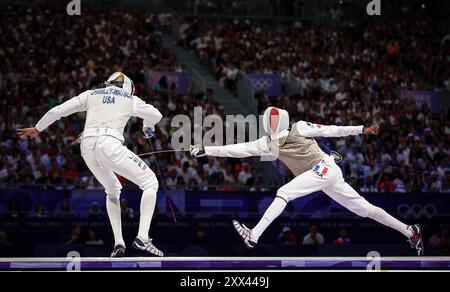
[81,136,158,197]
[277,155,371,218]
[252,155,412,241]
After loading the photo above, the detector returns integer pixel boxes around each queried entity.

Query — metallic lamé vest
[268,122,326,176]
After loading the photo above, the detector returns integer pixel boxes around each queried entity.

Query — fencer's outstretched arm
[297,121,379,138]
[204,138,271,158]
[133,97,163,129]
[18,91,90,139]
[36,91,90,132]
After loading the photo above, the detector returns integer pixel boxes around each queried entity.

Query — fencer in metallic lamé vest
[268,122,326,176]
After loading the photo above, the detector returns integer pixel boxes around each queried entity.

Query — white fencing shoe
[111,245,126,258]
[132,237,164,257]
[232,220,258,249]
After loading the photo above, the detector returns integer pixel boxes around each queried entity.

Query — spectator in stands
[166,169,179,190]
[63,226,84,245]
[86,229,105,246]
[246,167,258,186]
[277,226,298,246]
[222,63,239,92]
[393,174,406,193]
[6,199,21,219]
[223,165,237,184]
[120,199,135,219]
[203,158,220,179]
[195,228,207,245]
[378,175,396,193]
[302,224,325,245]
[0,231,10,247]
[428,227,449,247]
[250,177,268,192]
[56,200,74,219]
[32,202,50,219]
[238,163,252,185]
[88,202,103,220]
[360,177,378,193]
[333,228,352,246]
[156,76,170,95]
[217,178,238,192]
[180,161,201,186]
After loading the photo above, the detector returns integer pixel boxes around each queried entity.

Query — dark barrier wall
[1,188,449,257]
[1,188,450,220]
[0,217,448,257]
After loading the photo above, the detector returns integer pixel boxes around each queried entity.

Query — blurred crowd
[0,4,449,194]
[0,4,268,192]
[134,82,272,192]
[1,223,448,256]
[181,18,449,90]
[180,18,450,193]
[168,0,304,17]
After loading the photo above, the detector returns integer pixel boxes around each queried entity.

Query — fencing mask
[263,107,290,143]
[106,72,135,95]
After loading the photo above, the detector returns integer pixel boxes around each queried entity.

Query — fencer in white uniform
[18,72,164,257]
[191,107,424,256]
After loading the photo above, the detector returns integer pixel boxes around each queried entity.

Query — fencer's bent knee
[140,180,159,192]
[105,183,122,200]
[142,188,157,199]
[139,171,159,192]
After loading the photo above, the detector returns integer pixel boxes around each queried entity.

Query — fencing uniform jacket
[205,121,363,177]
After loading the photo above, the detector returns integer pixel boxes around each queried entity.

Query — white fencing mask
[263,107,290,142]
[106,72,135,95]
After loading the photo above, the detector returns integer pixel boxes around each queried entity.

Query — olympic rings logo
[397,204,437,219]
[251,78,274,90]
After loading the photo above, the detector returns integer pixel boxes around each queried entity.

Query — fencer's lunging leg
[250,169,330,242]
[137,188,157,240]
[252,197,287,241]
[324,181,413,238]
[368,205,413,238]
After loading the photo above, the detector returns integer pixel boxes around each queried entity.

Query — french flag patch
[313,164,329,178]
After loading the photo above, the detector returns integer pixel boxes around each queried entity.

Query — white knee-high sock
[252,197,288,241]
[369,206,413,238]
[106,196,125,246]
[138,189,157,240]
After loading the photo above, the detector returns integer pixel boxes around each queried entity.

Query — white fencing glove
[190,145,206,157]
[143,127,156,139]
